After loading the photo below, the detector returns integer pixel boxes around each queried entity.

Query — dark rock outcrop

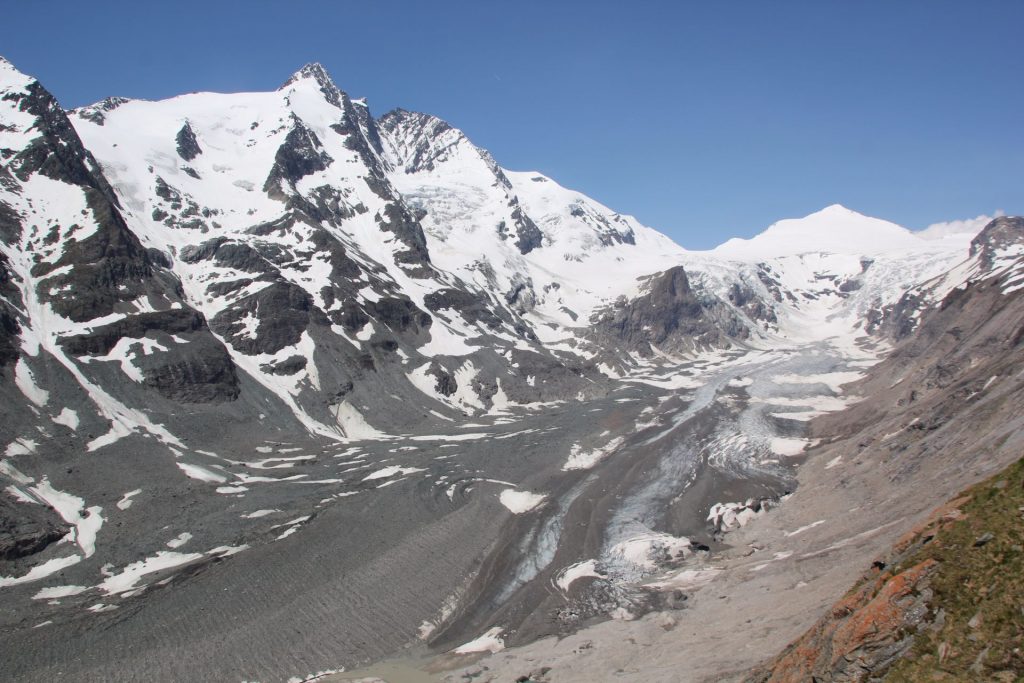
[507,206,544,255]
[263,118,333,198]
[59,310,240,403]
[138,335,240,403]
[0,497,70,561]
[424,288,504,330]
[364,296,432,340]
[592,266,739,355]
[59,309,207,356]
[211,281,322,356]
[969,215,1024,269]
[71,96,130,126]
[180,238,276,275]
[0,249,21,368]
[426,362,457,396]
[375,201,433,276]
[175,121,202,161]
[728,282,777,325]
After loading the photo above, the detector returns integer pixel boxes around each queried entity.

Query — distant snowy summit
[711,204,932,260]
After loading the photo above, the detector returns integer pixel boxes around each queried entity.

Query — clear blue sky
[3,1,1022,248]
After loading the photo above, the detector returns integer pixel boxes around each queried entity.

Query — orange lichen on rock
[828,559,938,663]
[751,560,938,683]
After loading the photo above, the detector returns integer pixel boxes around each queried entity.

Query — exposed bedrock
[592,265,748,355]
[0,497,69,561]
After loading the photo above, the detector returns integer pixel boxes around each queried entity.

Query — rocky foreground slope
[747,456,1024,682]
[1,55,1022,682]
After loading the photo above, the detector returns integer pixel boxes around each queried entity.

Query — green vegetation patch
[886,457,1024,681]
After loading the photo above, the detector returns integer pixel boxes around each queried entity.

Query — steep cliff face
[0,56,240,439]
[591,265,748,356]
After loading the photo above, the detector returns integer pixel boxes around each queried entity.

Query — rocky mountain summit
[1,56,1021,682]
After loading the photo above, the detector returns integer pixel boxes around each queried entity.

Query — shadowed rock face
[1,66,243,406]
[57,309,240,403]
[181,238,277,275]
[263,119,334,198]
[138,334,240,403]
[59,310,208,356]
[0,249,21,368]
[32,191,165,323]
[0,497,69,561]
[5,79,118,203]
[424,288,505,331]
[374,200,433,274]
[0,309,18,367]
[364,296,432,341]
[507,205,544,255]
[426,362,458,396]
[5,77,157,319]
[175,122,202,162]
[728,282,778,325]
[211,281,322,356]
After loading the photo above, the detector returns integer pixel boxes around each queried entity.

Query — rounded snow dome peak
[816,203,856,214]
[713,205,922,260]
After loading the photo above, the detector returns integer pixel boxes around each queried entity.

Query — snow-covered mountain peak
[278,62,350,113]
[379,108,504,181]
[818,202,857,214]
[0,56,34,92]
[712,204,924,261]
[281,62,338,90]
